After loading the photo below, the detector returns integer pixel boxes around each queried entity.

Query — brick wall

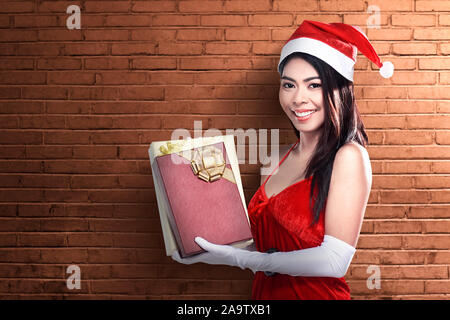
[0,0,449,299]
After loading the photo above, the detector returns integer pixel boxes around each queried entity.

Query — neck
[295,130,320,156]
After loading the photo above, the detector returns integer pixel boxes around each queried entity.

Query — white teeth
[294,110,315,117]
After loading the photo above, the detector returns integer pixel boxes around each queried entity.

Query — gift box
[148,135,253,258]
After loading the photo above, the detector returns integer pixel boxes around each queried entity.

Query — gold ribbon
[159,141,184,155]
[157,141,236,184]
[190,145,226,182]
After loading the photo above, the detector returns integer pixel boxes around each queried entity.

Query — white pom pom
[379,61,394,79]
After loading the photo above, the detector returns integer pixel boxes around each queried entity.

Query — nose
[292,85,308,105]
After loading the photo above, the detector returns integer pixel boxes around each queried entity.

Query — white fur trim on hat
[278,37,356,82]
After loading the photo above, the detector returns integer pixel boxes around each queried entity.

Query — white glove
[171,240,256,267]
[172,235,355,278]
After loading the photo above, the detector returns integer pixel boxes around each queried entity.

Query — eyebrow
[281,76,320,83]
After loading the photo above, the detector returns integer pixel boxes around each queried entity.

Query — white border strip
[278,37,355,82]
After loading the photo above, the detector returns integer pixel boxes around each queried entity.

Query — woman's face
[279,57,326,135]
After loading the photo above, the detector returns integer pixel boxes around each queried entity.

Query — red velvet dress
[248,138,351,300]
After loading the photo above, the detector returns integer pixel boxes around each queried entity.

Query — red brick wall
[0,0,449,299]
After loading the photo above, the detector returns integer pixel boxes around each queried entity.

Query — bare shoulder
[335,141,370,164]
[336,141,368,157]
[259,143,293,186]
[333,141,372,185]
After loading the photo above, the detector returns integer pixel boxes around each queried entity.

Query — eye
[282,82,294,89]
[309,83,321,89]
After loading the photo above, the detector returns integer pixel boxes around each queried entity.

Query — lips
[292,108,317,121]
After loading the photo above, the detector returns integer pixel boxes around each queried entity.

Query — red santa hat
[278,20,394,82]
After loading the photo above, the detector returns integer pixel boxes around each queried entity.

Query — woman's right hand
[171,237,240,267]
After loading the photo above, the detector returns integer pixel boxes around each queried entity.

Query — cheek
[317,109,325,122]
[278,90,290,108]
[313,91,324,107]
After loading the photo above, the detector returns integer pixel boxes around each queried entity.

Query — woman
[172,20,393,300]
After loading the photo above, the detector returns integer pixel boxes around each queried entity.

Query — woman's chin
[291,121,323,134]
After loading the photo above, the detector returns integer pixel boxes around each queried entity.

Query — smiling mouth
[292,110,316,117]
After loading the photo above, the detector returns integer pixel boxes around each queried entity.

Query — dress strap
[261,138,300,186]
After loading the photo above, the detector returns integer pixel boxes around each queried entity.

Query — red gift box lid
[155,141,252,257]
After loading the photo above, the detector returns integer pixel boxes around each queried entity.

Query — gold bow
[190,145,225,182]
[159,141,184,155]
[156,141,236,184]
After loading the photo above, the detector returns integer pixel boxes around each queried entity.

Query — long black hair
[279,52,369,225]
